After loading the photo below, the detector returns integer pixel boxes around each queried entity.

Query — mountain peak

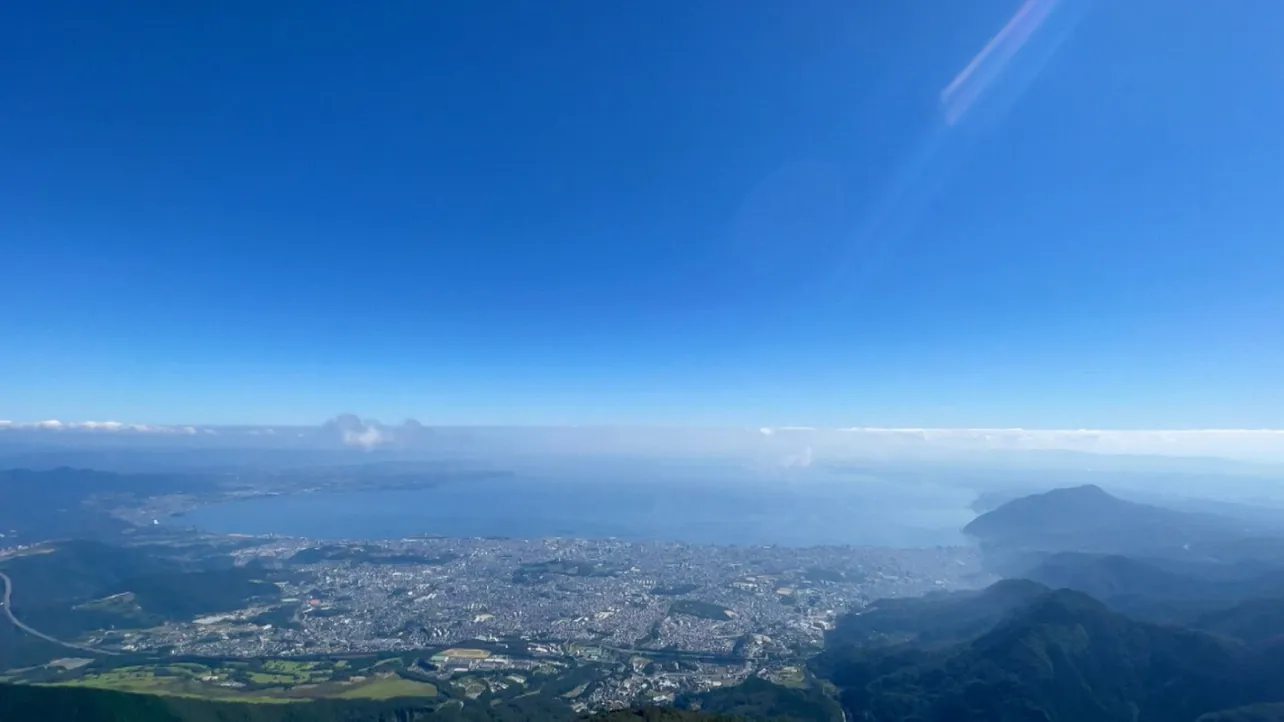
[1029,587,1112,618]
[963,484,1129,538]
[962,484,1269,573]
[1024,484,1121,511]
[1049,484,1113,500]
[973,588,1117,655]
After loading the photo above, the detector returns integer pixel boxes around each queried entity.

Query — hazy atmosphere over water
[178,472,979,548]
[8,417,1284,548]
[7,417,1284,463]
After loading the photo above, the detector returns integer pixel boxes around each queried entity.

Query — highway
[0,570,119,656]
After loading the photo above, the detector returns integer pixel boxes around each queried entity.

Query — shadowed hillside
[1023,552,1284,622]
[826,578,1049,648]
[815,586,1284,722]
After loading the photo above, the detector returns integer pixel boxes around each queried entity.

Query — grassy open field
[45,660,438,702]
[770,666,807,688]
[334,676,437,699]
[51,668,301,704]
[440,648,490,659]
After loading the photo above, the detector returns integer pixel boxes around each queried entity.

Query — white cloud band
[0,420,201,434]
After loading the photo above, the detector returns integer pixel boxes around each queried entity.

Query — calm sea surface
[180,474,976,547]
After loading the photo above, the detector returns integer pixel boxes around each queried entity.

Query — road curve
[0,570,119,656]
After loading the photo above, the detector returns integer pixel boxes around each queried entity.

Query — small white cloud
[346,425,388,449]
[319,414,428,449]
[0,420,211,435]
[72,421,125,431]
[322,414,392,449]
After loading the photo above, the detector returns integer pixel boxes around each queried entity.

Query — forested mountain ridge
[815,586,1284,722]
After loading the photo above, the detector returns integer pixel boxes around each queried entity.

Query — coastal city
[71,536,987,708]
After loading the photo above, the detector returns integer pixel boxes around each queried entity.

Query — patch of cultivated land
[45,659,439,702]
[334,676,438,699]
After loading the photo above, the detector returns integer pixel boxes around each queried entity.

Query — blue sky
[3,0,1283,428]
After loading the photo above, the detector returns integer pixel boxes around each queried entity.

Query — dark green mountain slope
[1,540,180,603]
[1193,596,1284,644]
[108,567,282,618]
[1022,552,1284,622]
[815,588,1284,722]
[677,676,842,722]
[0,541,285,665]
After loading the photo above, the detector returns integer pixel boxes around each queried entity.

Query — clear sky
[3,0,1283,428]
